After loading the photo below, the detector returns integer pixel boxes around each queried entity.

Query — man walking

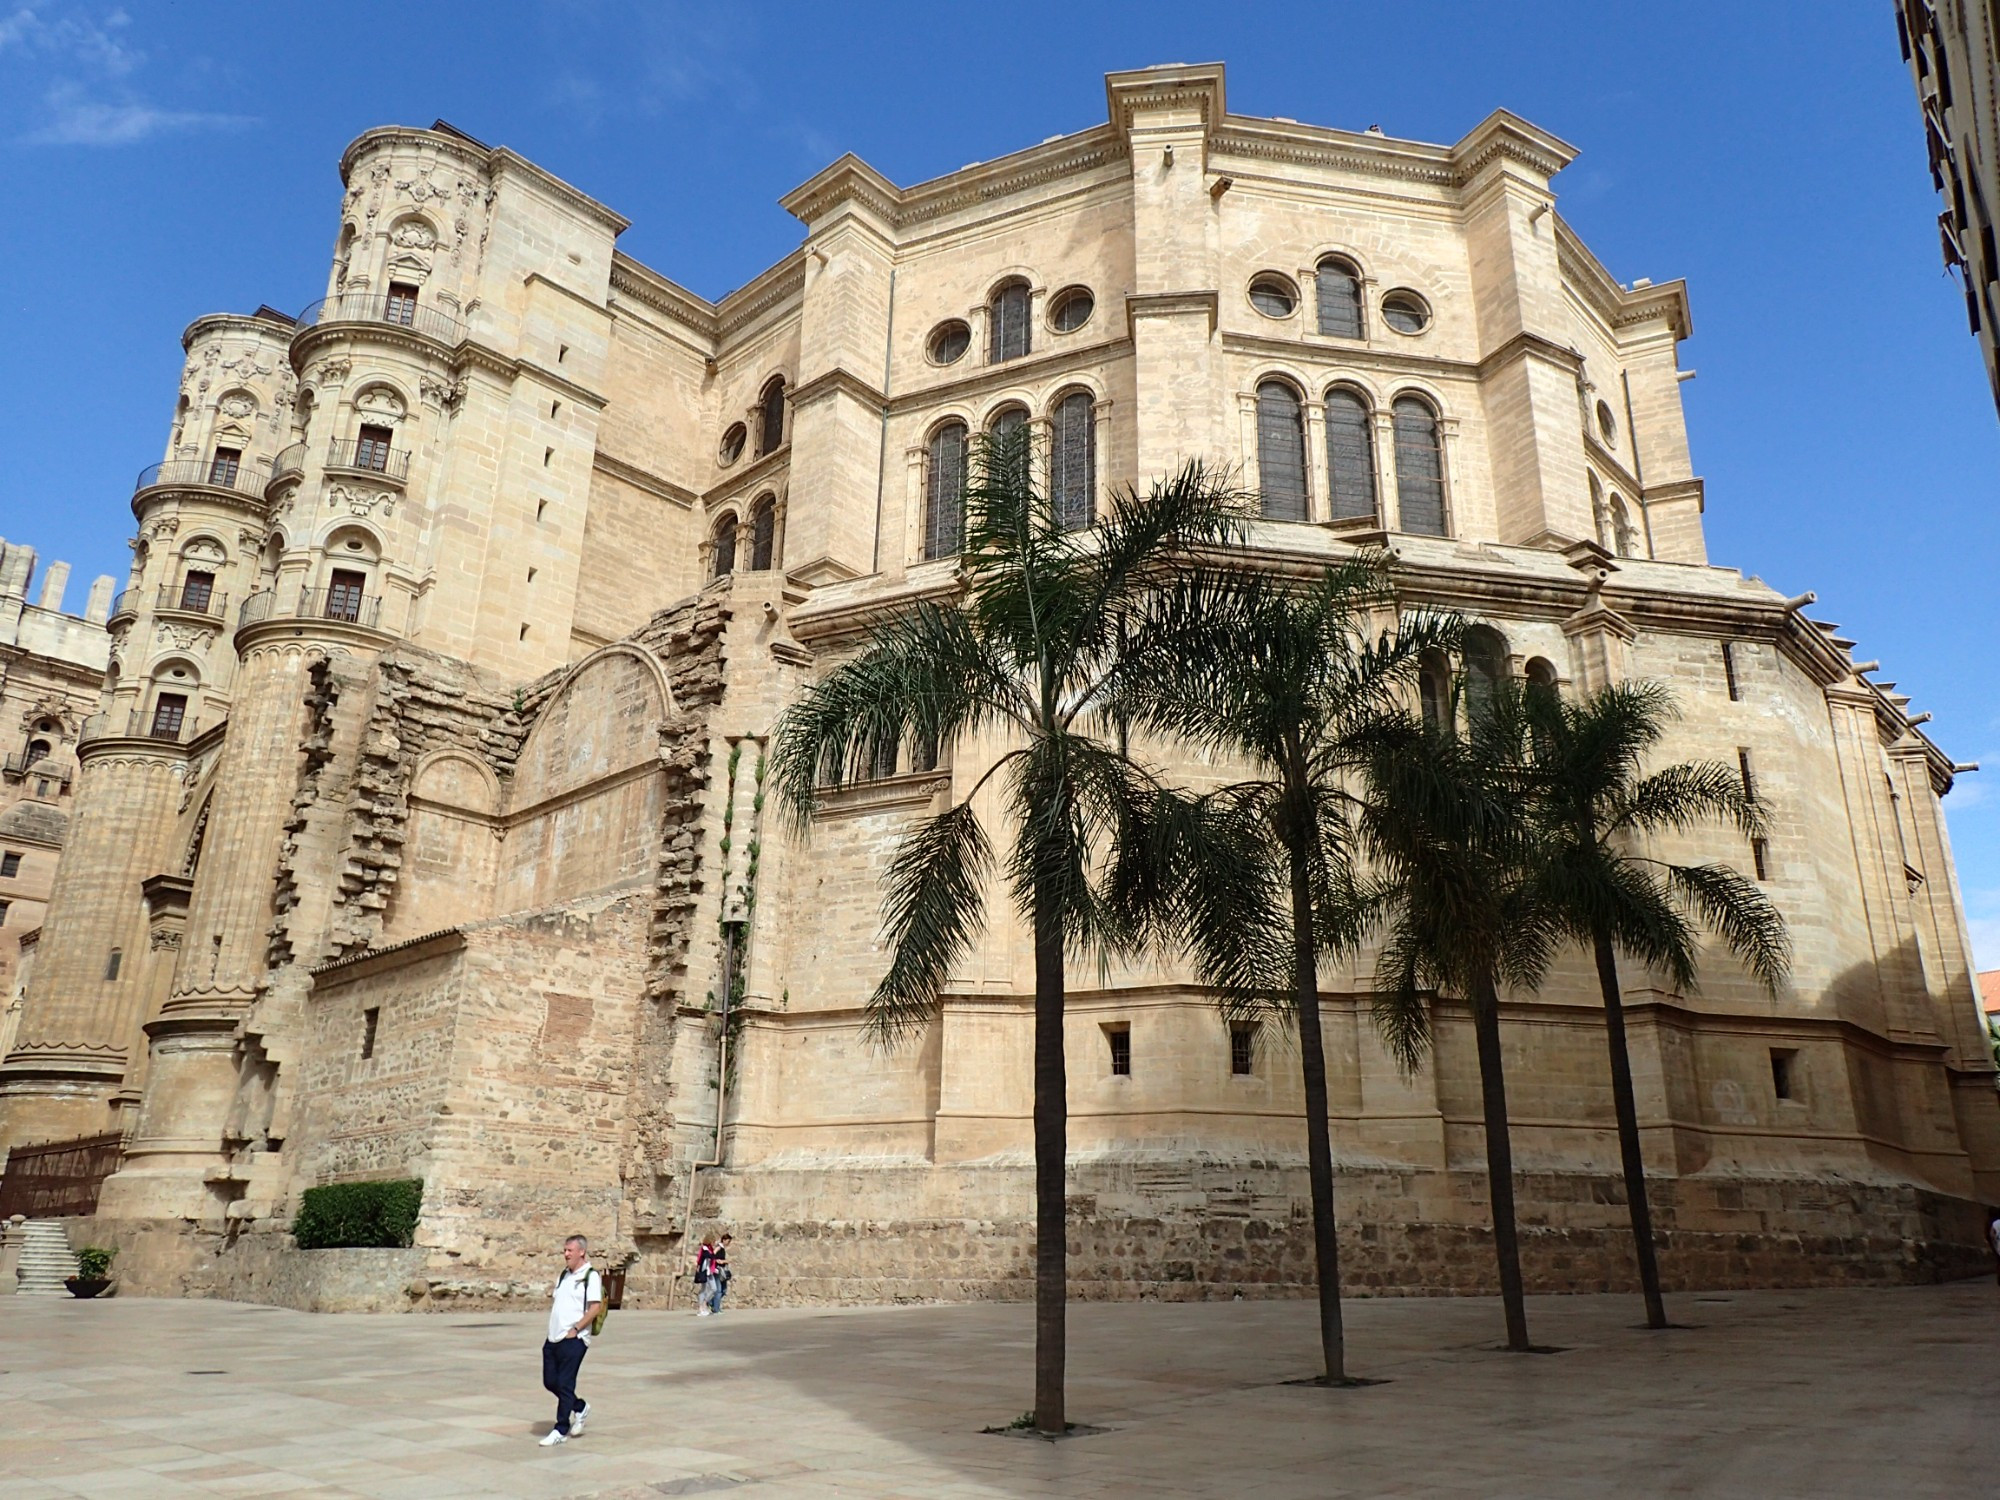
[539,1234,603,1446]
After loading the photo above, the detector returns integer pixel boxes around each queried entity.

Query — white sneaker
[570,1407,589,1436]
[539,1429,568,1446]
[696,1307,712,1317]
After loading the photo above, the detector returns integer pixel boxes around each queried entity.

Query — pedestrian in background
[538,1233,603,1446]
[703,1233,733,1316]
[692,1233,717,1316]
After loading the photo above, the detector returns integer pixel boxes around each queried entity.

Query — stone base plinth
[70,1157,1995,1313]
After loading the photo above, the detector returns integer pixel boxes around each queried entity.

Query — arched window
[990,280,1031,363]
[1419,651,1452,730]
[757,376,787,456]
[1610,495,1637,559]
[710,514,738,580]
[23,738,50,767]
[1464,626,1508,726]
[1317,257,1364,339]
[925,422,968,560]
[988,404,1030,489]
[1525,657,1560,692]
[748,494,778,571]
[1050,391,1095,531]
[1392,396,1447,537]
[1256,381,1307,521]
[1590,472,1611,552]
[1324,387,1377,521]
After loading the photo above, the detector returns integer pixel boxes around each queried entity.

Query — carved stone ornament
[219,392,257,419]
[327,482,395,519]
[354,385,407,422]
[317,356,351,385]
[217,350,275,382]
[390,218,437,249]
[156,622,216,653]
[149,929,183,952]
[146,517,181,542]
[418,374,466,410]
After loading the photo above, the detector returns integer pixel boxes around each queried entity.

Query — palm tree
[1519,679,1789,1330]
[1357,681,1555,1352]
[770,434,1244,1435]
[1114,558,1460,1384]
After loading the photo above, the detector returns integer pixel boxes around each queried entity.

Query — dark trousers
[541,1337,588,1434]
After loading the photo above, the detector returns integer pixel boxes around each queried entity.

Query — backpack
[690,1245,711,1285]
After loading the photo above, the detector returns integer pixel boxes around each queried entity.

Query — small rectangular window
[1105,1024,1131,1077]
[1230,1023,1256,1077]
[1721,641,1740,701]
[1752,837,1770,882]
[207,447,242,486]
[179,569,216,613]
[384,282,420,326]
[1737,747,1757,803]
[361,1006,380,1060]
[104,947,122,981]
[0,900,10,924]
[149,693,188,740]
[0,851,19,878]
[1770,1047,1797,1101]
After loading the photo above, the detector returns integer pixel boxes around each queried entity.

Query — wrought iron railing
[127,708,197,742]
[238,587,381,631]
[155,583,229,618]
[297,292,466,346]
[133,458,271,499]
[107,586,137,622]
[269,441,307,483]
[325,438,411,481]
[1,748,68,783]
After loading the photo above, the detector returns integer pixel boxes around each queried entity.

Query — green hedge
[292,1179,423,1249]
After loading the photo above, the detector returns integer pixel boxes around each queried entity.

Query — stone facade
[1900,0,2000,417]
[4,66,1997,1309]
[0,543,113,1096]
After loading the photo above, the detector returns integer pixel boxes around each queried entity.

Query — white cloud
[22,85,249,146]
[2,4,252,147]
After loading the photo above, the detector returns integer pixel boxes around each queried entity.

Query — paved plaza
[1,1282,1995,1499]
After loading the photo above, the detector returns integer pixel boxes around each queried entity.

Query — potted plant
[66,1245,115,1298]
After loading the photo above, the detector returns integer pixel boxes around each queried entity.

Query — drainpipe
[668,917,741,1309]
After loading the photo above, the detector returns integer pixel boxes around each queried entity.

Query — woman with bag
[691,1235,716,1316]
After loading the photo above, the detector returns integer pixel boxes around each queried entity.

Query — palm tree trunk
[1031,885,1068,1434]
[1470,970,1531,1351]
[1591,928,1668,1329]
[1288,826,1347,1383]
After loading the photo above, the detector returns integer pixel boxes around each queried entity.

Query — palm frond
[1616,762,1769,840]
[1664,861,1792,993]
[868,800,994,1044]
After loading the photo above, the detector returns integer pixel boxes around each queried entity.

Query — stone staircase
[15,1220,76,1296]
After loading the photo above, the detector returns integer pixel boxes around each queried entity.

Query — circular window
[1595,399,1618,446]
[1248,273,1298,318]
[927,320,971,365]
[1049,286,1094,333]
[1381,290,1431,334]
[719,423,747,466]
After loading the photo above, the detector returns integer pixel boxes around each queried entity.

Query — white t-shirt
[548,1262,603,1345]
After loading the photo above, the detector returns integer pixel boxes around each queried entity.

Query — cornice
[701,446,789,511]
[339,125,490,185]
[1555,216,1692,340]
[792,366,887,413]
[1219,328,1476,383]
[1210,121,1460,187]
[182,310,295,353]
[312,926,466,985]
[593,451,697,508]
[717,254,807,339]
[889,335,1134,415]
[487,148,630,235]
[453,342,607,410]
[780,132,1126,231]
[610,255,719,342]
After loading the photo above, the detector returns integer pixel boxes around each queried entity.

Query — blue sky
[4,2,1998,958]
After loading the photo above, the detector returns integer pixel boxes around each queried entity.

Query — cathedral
[3,64,1994,1309]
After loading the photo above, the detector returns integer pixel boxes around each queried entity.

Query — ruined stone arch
[409,746,501,816]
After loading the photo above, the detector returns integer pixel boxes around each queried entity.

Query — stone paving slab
[1,1282,1995,1498]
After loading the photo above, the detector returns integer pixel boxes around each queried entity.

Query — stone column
[0,747,182,1152]
[95,638,321,1220]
